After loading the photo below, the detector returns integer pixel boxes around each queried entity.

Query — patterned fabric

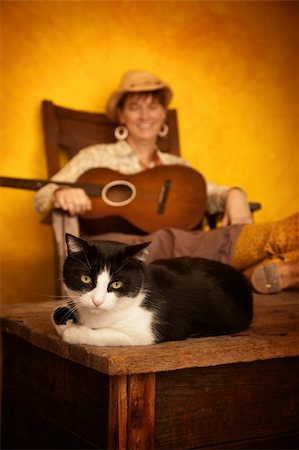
[34,140,229,215]
[231,212,299,271]
[230,222,274,270]
[90,213,299,270]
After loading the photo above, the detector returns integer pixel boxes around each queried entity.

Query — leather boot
[243,250,299,294]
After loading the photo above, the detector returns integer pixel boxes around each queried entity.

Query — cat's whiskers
[62,307,78,322]
[66,293,89,312]
[114,258,133,276]
[64,298,82,316]
[78,295,94,309]
[68,255,92,273]
[69,292,100,311]
[79,247,92,272]
[38,293,70,300]
[68,303,80,315]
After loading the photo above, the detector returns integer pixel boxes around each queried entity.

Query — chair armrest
[207,201,262,229]
[248,202,262,213]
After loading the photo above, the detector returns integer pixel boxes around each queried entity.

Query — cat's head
[63,234,150,312]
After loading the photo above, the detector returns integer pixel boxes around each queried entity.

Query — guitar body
[78,165,206,233]
[0,165,207,233]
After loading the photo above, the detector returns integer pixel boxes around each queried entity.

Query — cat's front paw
[52,306,77,337]
[62,324,90,345]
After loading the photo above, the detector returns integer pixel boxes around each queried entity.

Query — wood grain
[1,333,109,449]
[154,359,299,449]
[1,291,298,376]
[108,375,128,450]
[127,373,156,450]
[1,290,299,449]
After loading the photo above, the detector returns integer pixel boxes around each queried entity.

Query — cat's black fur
[145,257,253,342]
[53,234,253,346]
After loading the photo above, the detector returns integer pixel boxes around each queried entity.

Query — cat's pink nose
[92,298,103,307]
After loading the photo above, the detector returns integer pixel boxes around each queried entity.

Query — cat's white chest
[76,291,155,346]
[61,260,156,346]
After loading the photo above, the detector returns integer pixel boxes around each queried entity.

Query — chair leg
[51,210,80,298]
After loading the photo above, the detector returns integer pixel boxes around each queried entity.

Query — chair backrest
[42,100,181,177]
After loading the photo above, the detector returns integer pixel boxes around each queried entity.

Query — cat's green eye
[81,274,92,284]
[111,281,123,289]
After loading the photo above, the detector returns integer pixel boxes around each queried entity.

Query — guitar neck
[0,176,102,197]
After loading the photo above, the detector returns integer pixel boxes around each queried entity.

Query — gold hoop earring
[114,125,128,141]
[158,123,169,137]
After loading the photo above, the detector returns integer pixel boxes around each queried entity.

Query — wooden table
[1,291,299,449]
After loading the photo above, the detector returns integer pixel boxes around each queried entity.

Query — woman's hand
[222,188,253,226]
[53,187,92,216]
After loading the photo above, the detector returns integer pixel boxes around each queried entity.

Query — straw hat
[105,70,173,121]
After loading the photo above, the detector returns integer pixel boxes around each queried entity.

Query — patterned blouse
[33,140,229,215]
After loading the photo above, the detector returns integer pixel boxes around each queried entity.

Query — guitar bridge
[157,180,171,214]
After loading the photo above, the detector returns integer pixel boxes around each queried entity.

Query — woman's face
[118,93,166,144]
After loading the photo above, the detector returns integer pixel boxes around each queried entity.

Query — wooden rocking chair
[42,100,183,294]
[41,100,260,295]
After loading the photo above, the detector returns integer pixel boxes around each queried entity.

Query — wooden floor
[1,289,299,449]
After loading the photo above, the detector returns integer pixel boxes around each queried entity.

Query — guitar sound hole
[106,185,132,202]
[101,180,136,207]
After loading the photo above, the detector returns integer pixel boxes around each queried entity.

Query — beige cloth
[34,140,229,216]
[85,225,244,265]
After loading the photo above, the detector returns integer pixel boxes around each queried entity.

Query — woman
[34,70,299,294]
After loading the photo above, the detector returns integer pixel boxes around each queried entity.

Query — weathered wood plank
[0,291,299,376]
[1,333,109,449]
[108,375,128,450]
[155,358,299,449]
[127,373,156,450]
[1,291,299,450]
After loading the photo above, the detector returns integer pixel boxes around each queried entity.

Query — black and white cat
[52,234,253,346]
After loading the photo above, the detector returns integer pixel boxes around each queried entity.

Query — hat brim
[105,85,173,122]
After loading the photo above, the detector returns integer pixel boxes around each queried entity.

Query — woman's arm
[206,182,252,225]
[222,187,252,225]
[34,146,104,215]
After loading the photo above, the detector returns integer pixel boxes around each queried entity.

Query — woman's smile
[118,94,166,143]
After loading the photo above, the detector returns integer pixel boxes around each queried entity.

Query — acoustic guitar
[0,165,207,233]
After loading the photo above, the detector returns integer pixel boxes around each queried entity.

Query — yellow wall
[1,1,298,304]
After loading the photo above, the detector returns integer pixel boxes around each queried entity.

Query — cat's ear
[125,242,151,262]
[65,234,88,254]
